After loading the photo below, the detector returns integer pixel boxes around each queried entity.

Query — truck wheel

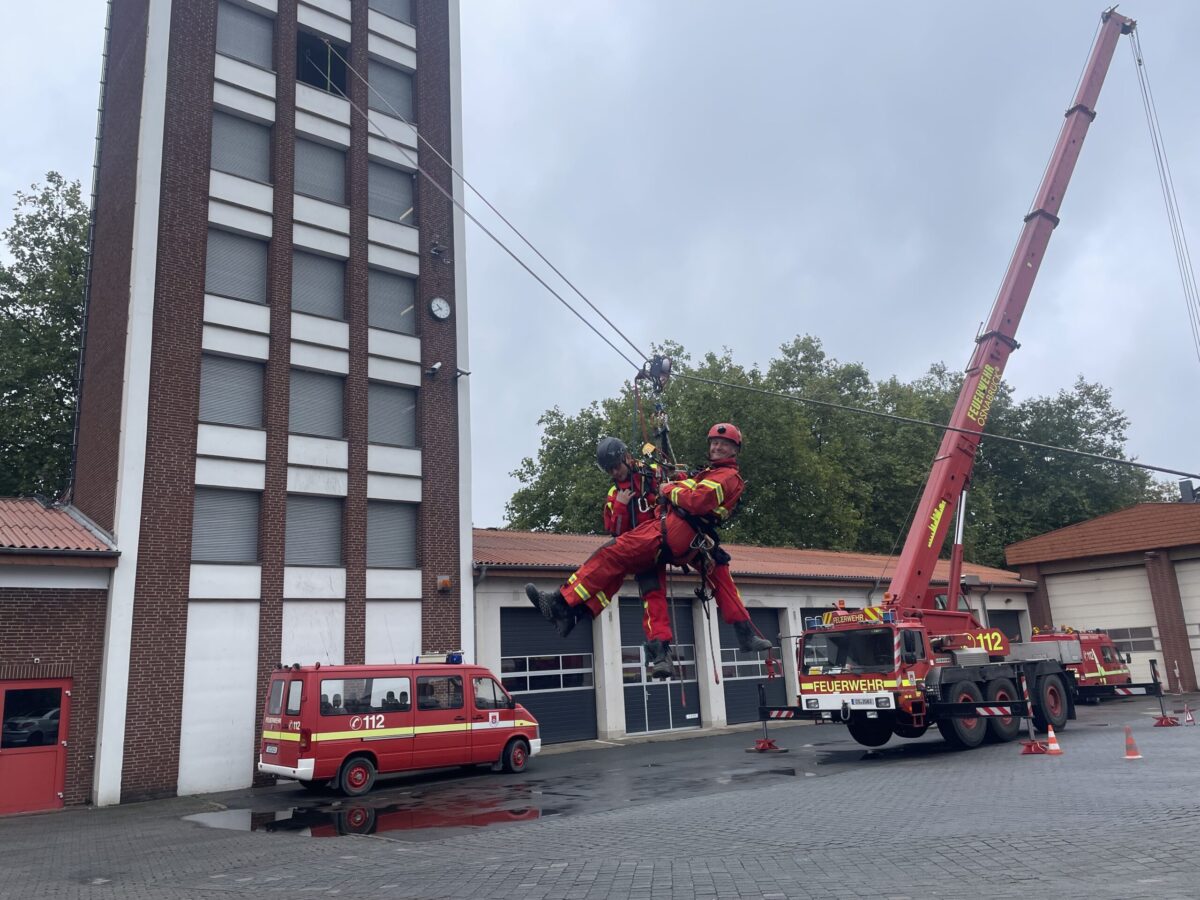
[983,678,1021,743]
[935,681,986,749]
[1032,674,1068,733]
[893,724,928,739]
[501,738,530,773]
[339,756,376,797]
[847,716,893,747]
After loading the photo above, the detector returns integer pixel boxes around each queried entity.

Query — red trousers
[562,514,751,643]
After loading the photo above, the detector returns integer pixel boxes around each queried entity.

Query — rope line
[306,53,646,373]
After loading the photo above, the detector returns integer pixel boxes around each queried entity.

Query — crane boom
[883,8,1136,610]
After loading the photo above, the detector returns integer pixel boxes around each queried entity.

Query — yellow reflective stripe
[568,574,577,584]
[714,506,728,519]
[607,486,617,496]
[413,723,470,735]
[597,591,610,608]
[670,487,683,504]
[314,726,416,741]
[263,730,301,742]
[574,583,590,601]
[514,719,537,728]
[682,478,697,488]
[699,479,724,504]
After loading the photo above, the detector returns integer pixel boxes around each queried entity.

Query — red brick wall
[413,0,462,652]
[1144,551,1198,692]
[73,0,150,531]
[0,588,108,806]
[119,0,216,802]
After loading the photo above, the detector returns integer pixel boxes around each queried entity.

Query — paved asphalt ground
[3,695,1199,900]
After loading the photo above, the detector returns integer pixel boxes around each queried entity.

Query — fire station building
[473,529,1034,744]
[1006,502,1200,692]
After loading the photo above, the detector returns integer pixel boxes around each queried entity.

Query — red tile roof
[0,499,116,555]
[1005,503,1200,566]
[473,528,1028,588]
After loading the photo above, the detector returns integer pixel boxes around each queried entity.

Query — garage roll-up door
[620,597,700,734]
[500,608,596,744]
[1046,567,1157,683]
[719,607,786,725]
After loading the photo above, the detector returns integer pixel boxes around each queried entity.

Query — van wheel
[935,681,986,749]
[984,678,1021,743]
[339,757,376,797]
[501,738,530,773]
[298,779,331,794]
[1032,674,1068,733]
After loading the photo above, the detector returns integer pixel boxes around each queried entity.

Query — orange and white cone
[1044,724,1063,756]
[1123,725,1143,760]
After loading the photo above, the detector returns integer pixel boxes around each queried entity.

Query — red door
[412,673,471,767]
[469,676,512,765]
[0,680,70,815]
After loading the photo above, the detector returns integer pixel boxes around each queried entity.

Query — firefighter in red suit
[527,423,771,678]
[548,437,668,640]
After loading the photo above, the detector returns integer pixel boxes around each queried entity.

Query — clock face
[430,297,452,320]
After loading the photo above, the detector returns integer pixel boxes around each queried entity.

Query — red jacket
[603,465,661,536]
[660,458,742,526]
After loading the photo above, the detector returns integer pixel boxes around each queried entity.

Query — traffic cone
[1044,724,1063,756]
[1123,725,1143,760]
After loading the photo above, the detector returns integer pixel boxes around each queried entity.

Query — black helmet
[596,436,628,472]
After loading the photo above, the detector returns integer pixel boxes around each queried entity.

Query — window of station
[284,494,343,566]
[367,382,417,446]
[720,647,772,680]
[501,654,594,693]
[366,500,418,568]
[297,30,348,95]
[368,0,412,25]
[199,353,264,428]
[1104,626,1157,653]
[367,268,417,334]
[191,488,261,563]
[217,0,274,70]
[621,645,696,684]
[1,688,61,749]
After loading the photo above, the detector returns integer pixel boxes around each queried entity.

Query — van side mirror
[507,696,517,710]
[1125,653,1132,665]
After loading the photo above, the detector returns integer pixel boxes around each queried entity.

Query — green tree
[0,173,89,497]
[506,336,1169,570]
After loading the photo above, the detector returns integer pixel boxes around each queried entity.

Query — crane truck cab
[795,604,1075,750]
[258,654,541,796]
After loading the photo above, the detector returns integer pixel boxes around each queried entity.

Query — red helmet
[707,422,742,447]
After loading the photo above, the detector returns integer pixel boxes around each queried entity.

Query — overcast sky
[3,2,1197,529]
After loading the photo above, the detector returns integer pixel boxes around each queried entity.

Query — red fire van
[257,655,541,796]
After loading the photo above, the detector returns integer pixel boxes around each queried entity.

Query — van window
[416,675,463,710]
[286,680,303,715]
[473,677,508,710]
[1101,646,1116,664]
[319,677,412,716]
[267,679,285,716]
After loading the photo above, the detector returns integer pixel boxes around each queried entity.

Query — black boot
[524,583,573,633]
[733,619,772,653]
[644,640,674,680]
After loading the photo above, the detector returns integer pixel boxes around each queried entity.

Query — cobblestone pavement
[2,697,1199,900]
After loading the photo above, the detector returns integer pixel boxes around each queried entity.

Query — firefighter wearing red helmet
[527,422,770,678]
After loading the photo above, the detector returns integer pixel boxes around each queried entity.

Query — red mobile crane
[763,9,1166,750]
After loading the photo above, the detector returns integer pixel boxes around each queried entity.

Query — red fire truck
[257,655,541,796]
[1031,628,1133,693]
[760,10,1164,750]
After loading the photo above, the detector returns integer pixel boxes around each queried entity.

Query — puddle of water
[185,786,554,838]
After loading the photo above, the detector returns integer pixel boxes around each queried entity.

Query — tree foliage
[0,173,89,497]
[505,336,1168,567]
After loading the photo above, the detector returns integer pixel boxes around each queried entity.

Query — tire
[893,723,928,740]
[336,807,377,836]
[983,678,1021,744]
[338,756,377,797]
[1032,674,1068,733]
[935,681,986,749]
[846,715,893,748]
[298,778,331,794]
[501,738,530,773]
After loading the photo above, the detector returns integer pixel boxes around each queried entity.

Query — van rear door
[261,675,302,770]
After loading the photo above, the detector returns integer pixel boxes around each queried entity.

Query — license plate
[264,744,278,755]
[850,698,875,707]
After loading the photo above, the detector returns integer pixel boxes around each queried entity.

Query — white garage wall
[177,601,260,795]
[281,600,345,666]
[1175,559,1200,681]
[365,600,422,664]
[1046,567,1157,682]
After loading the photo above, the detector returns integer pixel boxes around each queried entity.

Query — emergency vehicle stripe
[262,730,301,742]
[315,727,416,741]
[1115,687,1147,695]
[768,710,797,719]
[799,680,900,690]
[699,479,724,503]
[863,607,881,621]
[311,719,538,742]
